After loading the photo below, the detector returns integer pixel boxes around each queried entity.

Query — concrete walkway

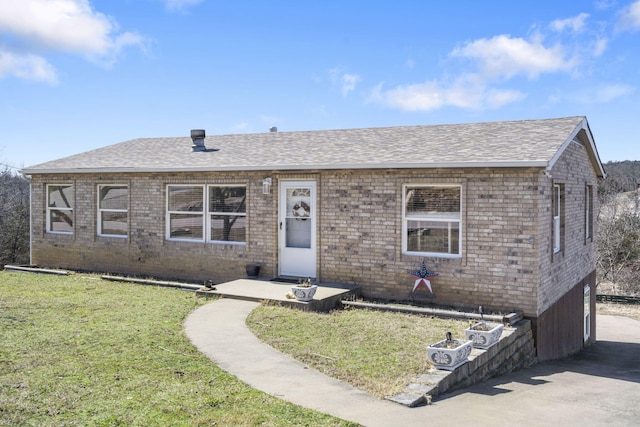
[184,298,640,426]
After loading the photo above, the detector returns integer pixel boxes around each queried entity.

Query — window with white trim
[553,184,560,253]
[553,184,563,254]
[167,185,205,240]
[585,184,593,242]
[166,184,246,244]
[584,284,591,342]
[403,185,461,257]
[46,184,74,234]
[98,185,128,237]
[208,185,246,244]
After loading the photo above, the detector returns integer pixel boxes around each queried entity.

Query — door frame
[278,180,317,278]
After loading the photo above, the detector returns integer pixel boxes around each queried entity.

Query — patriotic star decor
[409,261,438,293]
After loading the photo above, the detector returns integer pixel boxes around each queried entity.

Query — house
[22,116,605,361]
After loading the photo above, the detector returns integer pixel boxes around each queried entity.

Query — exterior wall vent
[191,129,206,152]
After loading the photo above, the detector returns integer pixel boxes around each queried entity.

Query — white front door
[279,180,317,278]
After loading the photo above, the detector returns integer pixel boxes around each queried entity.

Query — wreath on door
[292,200,310,220]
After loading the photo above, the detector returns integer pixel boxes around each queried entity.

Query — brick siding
[30,148,598,317]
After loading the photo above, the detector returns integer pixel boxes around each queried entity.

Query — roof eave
[547,117,606,178]
[21,161,549,175]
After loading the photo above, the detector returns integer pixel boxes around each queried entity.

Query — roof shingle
[22,116,597,174]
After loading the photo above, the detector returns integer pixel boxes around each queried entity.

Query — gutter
[21,160,549,175]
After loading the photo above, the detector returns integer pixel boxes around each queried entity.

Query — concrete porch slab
[195,278,361,311]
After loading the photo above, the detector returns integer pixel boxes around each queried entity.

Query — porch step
[386,319,536,407]
[196,278,361,312]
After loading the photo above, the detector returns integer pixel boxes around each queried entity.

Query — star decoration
[409,261,438,293]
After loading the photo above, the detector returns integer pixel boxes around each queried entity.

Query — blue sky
[1,0,640,170]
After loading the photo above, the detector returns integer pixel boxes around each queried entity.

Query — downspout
[22,174,33,265]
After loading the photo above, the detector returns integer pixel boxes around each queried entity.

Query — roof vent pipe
[191,129,206,152]
[269,126,277,132]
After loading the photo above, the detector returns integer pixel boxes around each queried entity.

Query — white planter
[290,285,318,302]
[427,339,473,371]
[465,322,504,349]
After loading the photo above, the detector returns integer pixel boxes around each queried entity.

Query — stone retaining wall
[388,319,536,407]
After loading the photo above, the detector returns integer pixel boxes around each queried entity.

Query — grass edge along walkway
[0,271,355,426]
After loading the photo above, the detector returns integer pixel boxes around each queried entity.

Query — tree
[597,186,640,295]
[0,166,30,267]
[602,160,640,193]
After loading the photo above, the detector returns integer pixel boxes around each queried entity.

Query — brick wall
[537,137,599,315]
[315,168,542,315]
[31,172,278,283]
[29,154,598,318]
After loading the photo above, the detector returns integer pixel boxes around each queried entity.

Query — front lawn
[0,271,353,426]
[8,269,635,426]
[246,304,470,398]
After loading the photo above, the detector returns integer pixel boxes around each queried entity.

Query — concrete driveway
[185,299,640,426]
[429,314,640,426]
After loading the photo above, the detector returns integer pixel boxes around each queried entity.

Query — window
[98,185,128,237]
[167,185,204,240]
[208,185,246,243]
[553,184,564,254]
[403,185,461,257]
[585,185,593,242]
[553,184,561,253]
[47,184,74,234]
[584,285,591,342]
[166,184,246,244]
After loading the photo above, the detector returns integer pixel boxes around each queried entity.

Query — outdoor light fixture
[262,177,272,194]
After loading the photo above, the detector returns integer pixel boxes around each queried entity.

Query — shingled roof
[21,116,604,177]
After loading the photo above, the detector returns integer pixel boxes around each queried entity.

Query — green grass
[246,304,471,398]
[0,271,354,426]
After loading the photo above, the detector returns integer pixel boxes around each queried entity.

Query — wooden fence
[596,294,640,304]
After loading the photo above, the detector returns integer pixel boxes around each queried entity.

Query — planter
[290,285,318,302]
[245,263,261,277]
[427,338,473,371]
[465,322,504,349]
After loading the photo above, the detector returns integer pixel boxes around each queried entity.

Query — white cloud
[451,34,574,79]
[164,0,203,12]
[593,83,636,103]
[329,68,361,97]
[369,75,525,112]
[617,0,640,31]
[371,81,445,111]
[369,14,617,113]
[370,33,572,112]
[594,0,616,11]
[0,0,146,80]
[549,13,590,33]
[0,50,57,84]
[549,83,635,105]
[485,88,527,108]
[340,73,361,97]
[592,37,609,56]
